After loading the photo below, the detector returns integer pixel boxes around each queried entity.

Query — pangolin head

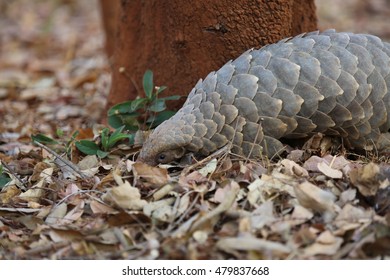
[137,119,191,166]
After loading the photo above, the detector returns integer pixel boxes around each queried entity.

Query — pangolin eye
[157,153,166,162]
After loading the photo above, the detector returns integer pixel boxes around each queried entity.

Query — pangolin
[137,30,390,166]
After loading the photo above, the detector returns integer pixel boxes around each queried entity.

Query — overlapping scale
[139,31,390,164]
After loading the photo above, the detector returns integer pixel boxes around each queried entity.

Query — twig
[25,241,70,256]
[182,144,231,175]
[0,207,40,213]
[33,140,88,179]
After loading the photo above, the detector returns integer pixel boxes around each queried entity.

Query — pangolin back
[138,30,390,166]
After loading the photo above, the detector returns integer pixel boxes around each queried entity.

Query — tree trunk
[99,0,119,60]
[107,0,317,110]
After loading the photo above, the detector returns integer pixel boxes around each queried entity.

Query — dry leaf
[294,181,336,213]
[287,149,304,162]
[49,229,84,242]
[192,230,208,244]
[18,184,45,203]
[217,235,291,255]
[190,181,240,232]
[317,161,343,179]
[78,155,99,170]
[290,205,314,226]
[153,184,175,201]
[211,184,238,205]
[45,203,67,224]
[143,197,176,222]
[90,200,117,214]
[178,170,209,190]
[102,180,147,210]
[349,163,380,197]
[281,159,309,177]
[338,189,357,206]
[303,231,343,256]
[61,200,85,224]
[334,204,373,231]
[0,185,21,203]
[133,162,170,187]
[250,201,276,230]
[198,159,217,176]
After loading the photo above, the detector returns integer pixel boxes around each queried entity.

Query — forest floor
[0,0,390,259]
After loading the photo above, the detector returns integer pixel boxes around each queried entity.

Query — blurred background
[1,0,390,135]
[316,0,390,39]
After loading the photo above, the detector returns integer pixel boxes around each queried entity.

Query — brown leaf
[189,181,240,233]
[334,204,374,231]
[317,161,343,179]
[152,184,175,201]
[349,163,380,197]
[90,200,117,214]
[287,149,304,162]
[303,156,325,172]
[45,203,67,224]
[102,178,147,210]
[250,201,276,229]
[143,197,176,222]
[178,170,210,192]
[303,230,343,256]
[133,162,170,187]
[62,200,85,225]
[49,229,84,242]
[217,235,291,255]
[75,128,94,140]
[290,205,314,226]
[294,181,336,213]
[0,185,21,203]
[281,159,309,177]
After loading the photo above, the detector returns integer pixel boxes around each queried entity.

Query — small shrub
[107,70,181,131]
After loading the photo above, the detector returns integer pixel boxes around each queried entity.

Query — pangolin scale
[138,30,390,166]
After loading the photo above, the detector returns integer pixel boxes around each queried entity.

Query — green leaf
[56,129,64,138]
[127,133,135,145]
[108,99,149,117]
[107,101,134,116]
[108,115,125,129]
[96,150,109,158]
[70,130,79,141]
[158,95,181,101]
[0,165,11,188]
[75,140,100,155]
[143,70,154,99]
[0,175,11,188]
[107,126,129,149]
[108,114,140,131]
[130,98,148,112]
[32,134,59,145]
[156,86,167,95]
[147,110,176,127]
[149,99,166,113]
[100,128,110,151]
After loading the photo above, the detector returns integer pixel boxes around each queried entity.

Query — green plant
[107,70,181,131]
[31,134,59,145]
[75,126,131,158]
[32,71,179,159]
[32,130,78,157]
[0,164,11,188]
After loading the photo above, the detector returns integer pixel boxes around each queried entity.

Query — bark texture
[99,0,119,59]
[107,0,317,110]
